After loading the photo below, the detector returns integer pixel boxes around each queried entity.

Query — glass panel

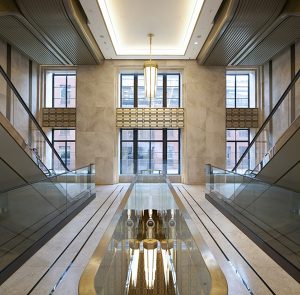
[151,142,163,172]
[122,130,134,141]
[138,142,150,172]
[226,129,236,141]
[138,130,163,141]
[121,142,134,174]
[151,98,163,108]
[167,142,179,174]
[236,98,248,107]
[156,75,163,99]
[236,129,249,141]
[121,75,134,107]
[167,129,179,141]
[167,98,179,108]
[226,142,236,170]
[0,162,95,274]
[226,75,235,99]
[226,98,235,108]
[205,164,300,273]
[138,75,149,107]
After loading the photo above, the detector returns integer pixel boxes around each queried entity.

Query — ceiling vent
[0,0,104,65]
[197,0,300,66]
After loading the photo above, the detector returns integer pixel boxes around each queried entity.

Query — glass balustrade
[0,162,95,275]
[206,164,300,273]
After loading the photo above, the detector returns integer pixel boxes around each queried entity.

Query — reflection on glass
[91,180,212,295]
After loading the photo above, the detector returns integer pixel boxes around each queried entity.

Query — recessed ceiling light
[194,42,198,45]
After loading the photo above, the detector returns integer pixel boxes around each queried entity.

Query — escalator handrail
[0,65,69,171]
[233,68,300,172]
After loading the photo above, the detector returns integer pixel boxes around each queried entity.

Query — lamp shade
[144,60,158,99]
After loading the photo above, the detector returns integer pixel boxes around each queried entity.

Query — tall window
[226,74,249,108]
[226,129,249,170]
[53,74,76,108]
[120,129,180,175]
[53,129,76,170]
[120,73,180,108]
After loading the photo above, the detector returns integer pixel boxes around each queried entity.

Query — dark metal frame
[120,129,181,175]
[52,73,76,108]
[120,73,181,107]
[226,129,250,169]
[52,129,76,169]
[226,73,250,108]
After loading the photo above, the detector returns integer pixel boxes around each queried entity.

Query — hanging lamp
[144,33,158,99]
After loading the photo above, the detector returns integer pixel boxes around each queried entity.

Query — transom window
[52,74,76,108]
[120,73,180,108]
[53,129,76,170]
[226,74,249,108]
[226,129,249,170]
[120,129,180,175]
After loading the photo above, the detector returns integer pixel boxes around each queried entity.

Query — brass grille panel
[226,108,258,128]
[42,108,76,127]
[116,108,184,128]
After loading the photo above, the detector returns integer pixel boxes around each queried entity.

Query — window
[53,74,76,108]
[120,73,180,108]
[120,129,180,174]
[226,74,249,108]
[53,129,76,170]
[226,129,249,171]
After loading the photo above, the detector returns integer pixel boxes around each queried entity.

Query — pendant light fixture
[144,33,158,99]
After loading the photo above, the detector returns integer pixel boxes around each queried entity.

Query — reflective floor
[1,184,299,295]
[84,182,215,295]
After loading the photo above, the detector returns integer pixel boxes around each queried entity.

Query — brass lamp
[144,34,158,99]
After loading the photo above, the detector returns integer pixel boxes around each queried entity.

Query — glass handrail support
[233,69,300,175]
[205,164,300,281]
[0,163,95,282]
[79,175,227,295]
[0,65,68,175]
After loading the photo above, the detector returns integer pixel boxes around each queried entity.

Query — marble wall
[76,60,225,184]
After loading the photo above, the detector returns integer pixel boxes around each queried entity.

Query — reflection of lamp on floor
[129,240,140,288]
[161,239,174,288]
[143,238,158,289]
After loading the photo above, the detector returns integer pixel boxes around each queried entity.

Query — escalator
[233,69,300,191]
[205,69,300,282]
[0,65,96,283]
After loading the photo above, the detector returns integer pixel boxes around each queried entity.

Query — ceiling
[79,0,223,59]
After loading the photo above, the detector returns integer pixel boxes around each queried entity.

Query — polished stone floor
[0,184,299,295]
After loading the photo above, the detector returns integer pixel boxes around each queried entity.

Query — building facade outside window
[226,74,249,108]
[226,129,250,170]
[52,74,76,108]
[53,129,76,170]
[120,73,180,108]
[120,72,181,175]
[120,129,180,175]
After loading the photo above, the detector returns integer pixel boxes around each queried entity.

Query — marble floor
[0,184,299,295]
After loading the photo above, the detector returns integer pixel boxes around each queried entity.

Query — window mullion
[163,74,167,108]
[134,74,138,108]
